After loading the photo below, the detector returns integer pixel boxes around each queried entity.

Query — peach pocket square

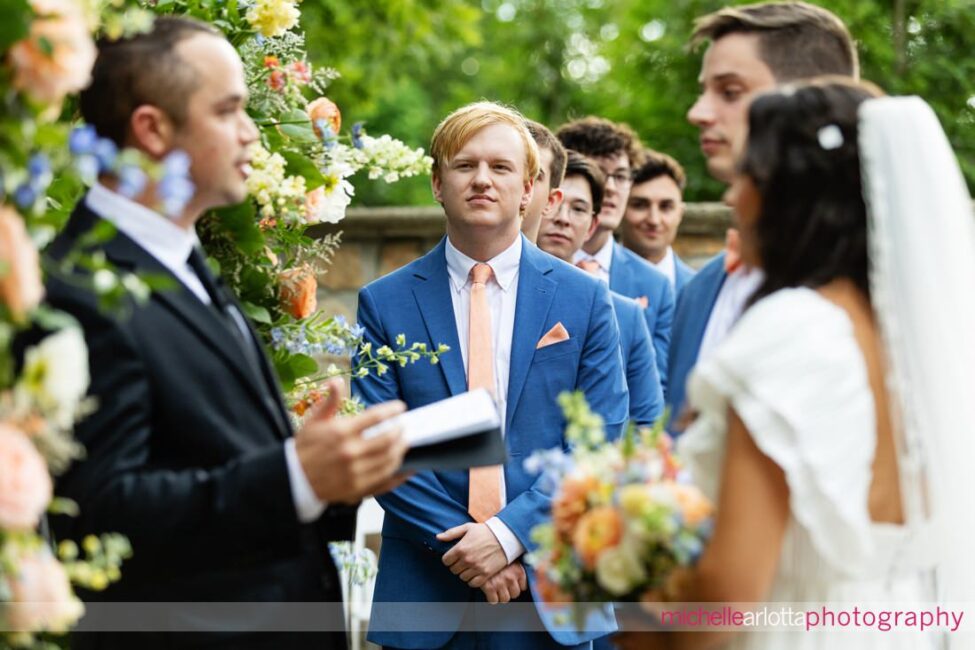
[537,322,570,349]
[634,296,649,309]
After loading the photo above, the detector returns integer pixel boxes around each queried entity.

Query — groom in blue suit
[555,117,674,392]
[667,1,860,431]
[355,102,627,649]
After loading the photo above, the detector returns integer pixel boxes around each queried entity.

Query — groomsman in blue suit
[355,102,627,649]
[535,150,664,426]
[667,1,860,431]
[620,150,696,296]
[556,118,674,391]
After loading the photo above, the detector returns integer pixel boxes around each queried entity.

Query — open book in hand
[363,389,507,472]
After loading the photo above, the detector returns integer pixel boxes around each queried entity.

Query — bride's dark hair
[741,77,884,305]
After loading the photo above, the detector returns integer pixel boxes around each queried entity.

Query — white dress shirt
[85,183,326,523]
[571,234,614,284]
[652,246,677,289]
[444,235,525,563]
[697,265,766,363]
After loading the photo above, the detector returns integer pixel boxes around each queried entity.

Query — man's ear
[520,177,535,211]
[129,105,176,160]
[431,173,443,204]
[543,188,564,217]
[586,213,601,239]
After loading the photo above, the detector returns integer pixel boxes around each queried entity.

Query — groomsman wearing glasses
[535,149,664,427]
[355,101,626,649]
[556,118,674,393]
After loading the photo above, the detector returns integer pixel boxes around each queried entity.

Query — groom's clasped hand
[295,377,411,504]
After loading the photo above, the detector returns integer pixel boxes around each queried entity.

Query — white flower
[594,536,646,596]
[17,327,90,428]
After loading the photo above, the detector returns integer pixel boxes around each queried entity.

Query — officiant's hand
[437,522,508,587]
[296,378,409,504]
[480,561,527,604]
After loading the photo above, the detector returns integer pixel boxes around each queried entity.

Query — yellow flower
[245,0,301,38]
[619,484,652,518]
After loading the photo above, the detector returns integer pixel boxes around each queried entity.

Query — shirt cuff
[284,437,327,523]
[485,516,525,564]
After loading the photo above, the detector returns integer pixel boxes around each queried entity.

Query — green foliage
[300,0,975,203]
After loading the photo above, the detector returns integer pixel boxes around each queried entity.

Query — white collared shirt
[697,265,766,363]
[444,234,524,562]
[571,234,614,284]
[84,183,326,524]
[653,246,677,289]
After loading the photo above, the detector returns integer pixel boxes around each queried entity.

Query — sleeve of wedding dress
[681,288,876,573]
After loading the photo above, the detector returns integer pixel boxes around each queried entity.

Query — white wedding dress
[677,287,938,649]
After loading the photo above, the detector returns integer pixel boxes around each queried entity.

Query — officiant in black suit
[42,17,408,650]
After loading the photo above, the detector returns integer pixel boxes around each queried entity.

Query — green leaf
[272,351,319,391]
[210,202,264,255]
[0,0,30,50]
[240,301,272,324]
[278,109,319,144]
[280,150,327,190]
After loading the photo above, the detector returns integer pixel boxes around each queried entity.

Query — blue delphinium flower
[74,155,99,185]
[117,164,148,199]
[69,125,98,156]
[158,175,195,219]
[163,150,191,178]
[351,122,365,149]
[316,120,337,148]
[94,138,119,172]
[13,183,36,210]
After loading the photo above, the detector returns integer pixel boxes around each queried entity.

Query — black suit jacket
[44,201,354,649]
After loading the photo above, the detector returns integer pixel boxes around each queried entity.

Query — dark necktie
[186,247,262,373]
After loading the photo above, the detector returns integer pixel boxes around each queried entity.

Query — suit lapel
[685,255,727,355]
[99,219,290,438]
[608,242,628,295]
[505,240,556,432]
[411,240,467,396]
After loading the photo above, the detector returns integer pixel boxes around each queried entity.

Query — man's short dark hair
[691,1,858,82]
[632,149,687,191]
[525,120,567,188]
[564,150,606,217]
[556,117,644,168]
[80,17,221,146]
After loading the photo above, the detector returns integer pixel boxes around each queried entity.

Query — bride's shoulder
[735,286,850,341]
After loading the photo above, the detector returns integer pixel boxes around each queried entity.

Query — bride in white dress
[619,78,975,650]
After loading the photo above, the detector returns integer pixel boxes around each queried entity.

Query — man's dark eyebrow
[712,72,745,85]
[215,93,246,107]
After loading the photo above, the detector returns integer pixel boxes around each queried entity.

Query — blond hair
[430,101,540,182]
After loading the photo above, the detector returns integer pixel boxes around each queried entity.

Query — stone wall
[308,203,733,320]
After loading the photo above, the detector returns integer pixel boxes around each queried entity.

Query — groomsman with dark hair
[521,119,567,243]
[621,150,696,295]
[556,117,674,392]
[669,0,860,431]
[356,101,626,650]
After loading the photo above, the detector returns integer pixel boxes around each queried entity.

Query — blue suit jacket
[612,292,663,426]
[608,242,674,394]
[673,253,696,296]
[665,253,726,436]
[355,236,627,648]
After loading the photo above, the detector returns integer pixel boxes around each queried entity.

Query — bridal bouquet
[527,393,713,609]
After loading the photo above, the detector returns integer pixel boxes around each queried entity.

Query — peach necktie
[467,263,502,523]
[576,259,601,275]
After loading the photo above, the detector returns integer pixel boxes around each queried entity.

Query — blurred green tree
[300,0,975,204]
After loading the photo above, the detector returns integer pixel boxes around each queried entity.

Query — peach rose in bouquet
[0,423,52,531]
[3,547,84,634]
[7,0,97,115]
[307,97,341,139]
[0,206,44,322]
[279,266,318,320]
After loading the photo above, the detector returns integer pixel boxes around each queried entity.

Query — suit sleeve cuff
[284,437,327,522]
[485,516,525,564]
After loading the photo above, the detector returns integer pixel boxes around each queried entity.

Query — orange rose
[279,267,317,320]
[534,567,573,605]
[572,506,623,570]
[8,0,96,114]
[307,97,341,138]
[0,205,44,321]
[552,473,599,539]
[668,482,712,528]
